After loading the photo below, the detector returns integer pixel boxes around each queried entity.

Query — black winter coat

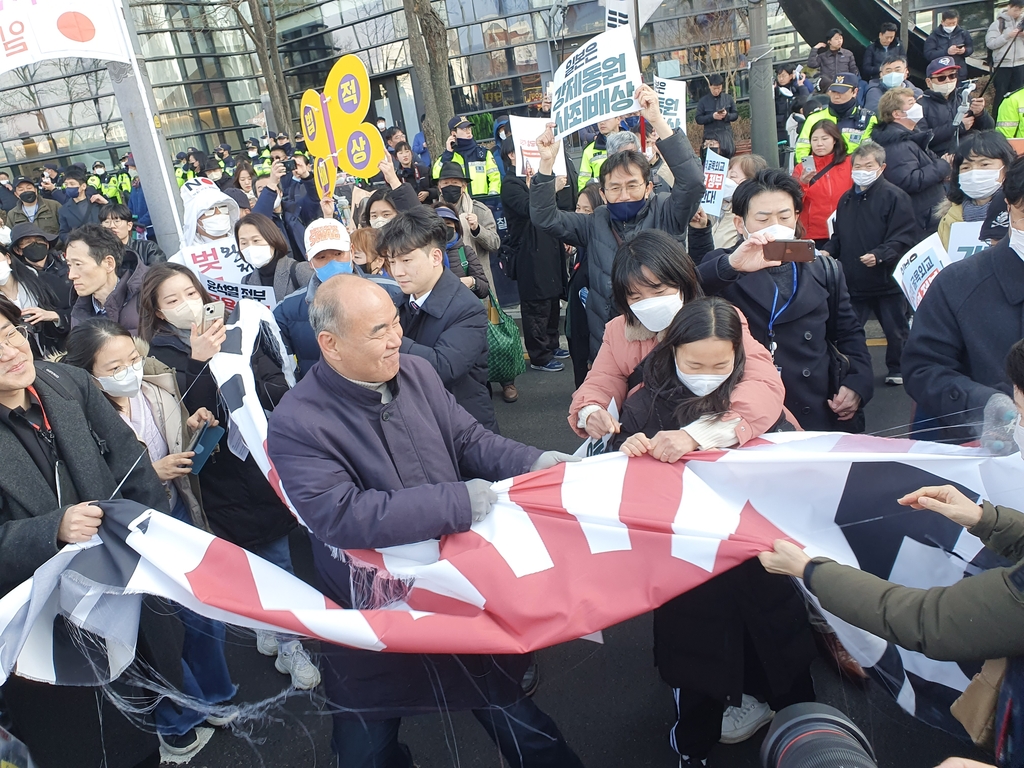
[611,368,814,704]
[902,239,1024,443]
[862,40,906,82]
[501,174,567,301]
[919,89,995,156]
[127,238,167,266]
[698,252,874,431]
[398,267,496,432]
[775,83,809,141]
[870,121,951,236]
[148,329,297,549]
[695,92,739,143]
[823,178,918,297]
[924,25,974,74]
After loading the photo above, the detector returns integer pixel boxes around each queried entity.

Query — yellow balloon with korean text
[313,155,338,200]
[323,55,387,178]
[300,89,332,161]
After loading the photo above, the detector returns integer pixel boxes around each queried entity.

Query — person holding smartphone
[696,168,874,432]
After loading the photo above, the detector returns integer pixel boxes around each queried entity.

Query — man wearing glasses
[0,293,171,767]
[919,57,993,155]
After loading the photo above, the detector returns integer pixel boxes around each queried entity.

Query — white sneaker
[275,644,322,690]
[256,629,278,657]
[720,694,774,744]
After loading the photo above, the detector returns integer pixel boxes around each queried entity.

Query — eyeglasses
[0,325,29,351]
[202,206,229,217]
[104,357,144,382]
[603,180,646,196]
[931,73,957,83]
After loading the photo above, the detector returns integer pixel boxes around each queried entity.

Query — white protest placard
[653,76,687,133]
[946,221,987,262]
[0,0,132,77]
[894,233,950,310]
[700,149,728,218]
[551,25,642,141]
[174,237,253,284]
[508,115,567,177]
[201,277,277,313]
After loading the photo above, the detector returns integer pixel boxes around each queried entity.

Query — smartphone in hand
[201,301,224,334]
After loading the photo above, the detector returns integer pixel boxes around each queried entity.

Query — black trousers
[521,299,561,366]
[566,265,590,387]
[851,293,908,376]
[995,64,1024,117]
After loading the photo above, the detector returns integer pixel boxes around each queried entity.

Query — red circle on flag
[57,12,96,43]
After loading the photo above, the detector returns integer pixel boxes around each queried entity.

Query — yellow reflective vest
[997,88,1024,138]
[578,139,608,190]
[432,150,501,196]
[794,107,877,163]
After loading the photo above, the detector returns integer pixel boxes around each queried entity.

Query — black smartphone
[763,239,816,263]
[282,158,296,174]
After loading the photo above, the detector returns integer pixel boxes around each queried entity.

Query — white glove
[465,479,497,523]
[530,451,582,472]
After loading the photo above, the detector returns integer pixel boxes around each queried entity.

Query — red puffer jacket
[795,152,852,241]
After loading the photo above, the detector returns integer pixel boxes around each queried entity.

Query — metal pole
[747,0,779,167]
[107,0,184,256]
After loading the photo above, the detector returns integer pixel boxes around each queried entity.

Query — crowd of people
[1,9,1024,766]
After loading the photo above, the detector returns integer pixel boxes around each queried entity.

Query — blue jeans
[155,497,237,736]
[331,698,585,768]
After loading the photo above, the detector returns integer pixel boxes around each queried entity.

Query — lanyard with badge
[24,385,66,506]
[766,263,798,374]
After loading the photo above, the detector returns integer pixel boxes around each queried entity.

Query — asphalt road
[191,340,991,768]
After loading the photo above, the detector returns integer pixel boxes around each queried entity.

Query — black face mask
[830,98,856,119]
[18,190,37,204]
[21,242,48,263]
[440,185,463,203]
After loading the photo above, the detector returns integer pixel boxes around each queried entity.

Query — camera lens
[761,703,877,768]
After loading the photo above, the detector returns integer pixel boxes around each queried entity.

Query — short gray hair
[308,277,352,336]
[607,130,639,155]
[851,140,886,166]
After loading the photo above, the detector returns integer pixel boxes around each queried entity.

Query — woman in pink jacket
[569,230,791,454]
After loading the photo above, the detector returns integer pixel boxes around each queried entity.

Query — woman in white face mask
[569,230,787,458]
[236,213,313,302]
[62,318,237,748]
[938,131,1017,250]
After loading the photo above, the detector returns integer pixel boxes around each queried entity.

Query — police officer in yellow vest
[174,152,191,187]
[794,73,876,162]
[88,160,130,204]
[432,115,501,196]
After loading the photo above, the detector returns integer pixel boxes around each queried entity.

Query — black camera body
[282,158,297,174]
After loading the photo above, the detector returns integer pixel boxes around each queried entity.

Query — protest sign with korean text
[700,149,728,218]
[946,221,986,263]
[0,0,132,77]
[176,238,252,284]
[653,76,687,132]
[202,277,277,313]
[551,26,642,140]
[508,115,567,177]
[894,233,950,310]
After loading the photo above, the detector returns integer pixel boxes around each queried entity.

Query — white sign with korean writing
[551,25,642,141]
[653,76,687,132]
[894,233,950,310]
[174,238,253,284]
[0,0,132,77]
[508,115,567,177]
[946,221,987,263]
[202,277,277,313]
[700,149,728,218]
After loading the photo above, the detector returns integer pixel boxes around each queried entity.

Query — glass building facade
[0,0,991,176]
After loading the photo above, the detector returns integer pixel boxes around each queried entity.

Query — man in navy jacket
[267,274,582,768]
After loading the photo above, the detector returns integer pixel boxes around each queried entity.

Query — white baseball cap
[304,218,350,259]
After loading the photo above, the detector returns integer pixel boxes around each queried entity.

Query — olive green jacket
[807,501,1024,662]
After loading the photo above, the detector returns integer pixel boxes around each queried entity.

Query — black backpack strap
[818,253,840,345]
[35,362,109,454]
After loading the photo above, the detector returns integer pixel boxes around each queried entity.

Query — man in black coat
[822,141,917,385]
[918,57,994,156]
[57,168,107,242]
[862,22,905,82]
[377,206,498,432]
[924,8,974,79]
[903,154,1024,443]
[871,87,951,237]
[0,294,173,768]
[695,73,739,145]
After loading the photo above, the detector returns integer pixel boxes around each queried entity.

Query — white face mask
[959,169,1003,201]
[904,103,924,123]
[852,169,880,188]
[754,223,797,241]
[675,367,730,397]
[1015,416,1024,458]
[0,259,10,286]
[207,170,223,182]
[371,218,390,229]
[628,293,684,333]
[162,298,203,330]
[96,365,143,399]
[243,244,275,268]
[933,81,957,96]
[942,24,957,32]
[201,213,231,236]
[722,177,739,202]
